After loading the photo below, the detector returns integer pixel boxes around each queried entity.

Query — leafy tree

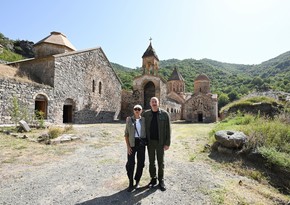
[218,93,229,109]
[251,77,264,86]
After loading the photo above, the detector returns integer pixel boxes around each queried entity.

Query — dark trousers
[126,139,145,182]
[147,139,164,181]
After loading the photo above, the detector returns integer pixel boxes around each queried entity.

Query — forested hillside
[1,32,290,106]
[0,32,34,62]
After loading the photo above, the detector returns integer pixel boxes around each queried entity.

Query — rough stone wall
[0,78,54,124]
[142,56,159,75]
[194,80,210,94]
[167,80,184,93]
[53,48,122,124]
[159,79,168,108]
[9,57,55,86]
[121,90,137,119]
[165,99,182,121]
[183,94,217,122]
[35,43,73,58]
[132,74,167,109]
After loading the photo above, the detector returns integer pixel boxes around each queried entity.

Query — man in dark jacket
[142,97,171,191]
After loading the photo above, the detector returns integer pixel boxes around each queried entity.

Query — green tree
[251,77,264,86]
[218,93,230,109]
[228,90,240,101]
[8,96,21,126]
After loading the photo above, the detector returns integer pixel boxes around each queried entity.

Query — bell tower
[142,38,159,75]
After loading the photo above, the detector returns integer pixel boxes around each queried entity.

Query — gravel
[0,123,288,205]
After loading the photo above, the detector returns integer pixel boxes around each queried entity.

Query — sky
[1,0,290,68]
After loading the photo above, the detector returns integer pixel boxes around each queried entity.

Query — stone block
[19,120,31,132]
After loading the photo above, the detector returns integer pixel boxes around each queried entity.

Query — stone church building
[121,41,218,123]
[0,32,217,124]
[0,32,122,124]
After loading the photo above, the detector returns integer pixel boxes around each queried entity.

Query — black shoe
[147,178,157,188]
[127,185,135,192]
[127,180,134,192]
[159,180,166,191]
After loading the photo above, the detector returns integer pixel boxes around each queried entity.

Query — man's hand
[164,145,169,151]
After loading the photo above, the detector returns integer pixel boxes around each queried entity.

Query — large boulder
[215,130,247,148]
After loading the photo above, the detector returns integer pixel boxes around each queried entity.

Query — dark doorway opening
[63,105,73,123]
[144,81,155,109]
[35,94,48,119]
[63,98,74,123]
[198,113,203,122]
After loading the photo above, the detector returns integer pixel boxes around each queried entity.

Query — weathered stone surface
[19,120,31,132]
[51,134,80,144]
[37,133,50,143]
[0,47,122,124]
[215,130,247,148]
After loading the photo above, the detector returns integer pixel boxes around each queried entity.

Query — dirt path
[0,123,289,205]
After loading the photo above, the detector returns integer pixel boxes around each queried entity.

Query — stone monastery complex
[0,32,218,124]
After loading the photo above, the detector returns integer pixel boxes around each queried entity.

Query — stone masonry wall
[121,90,136,120]
[9,57,55,86]
[0,78,54,124]
[183,94,216,123]
[53,48,122,124]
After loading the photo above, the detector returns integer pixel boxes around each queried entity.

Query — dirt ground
[0,123,289,205]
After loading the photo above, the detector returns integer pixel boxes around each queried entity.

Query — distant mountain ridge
[1,32,289,96]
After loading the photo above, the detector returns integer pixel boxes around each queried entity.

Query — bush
[48,127,63,139]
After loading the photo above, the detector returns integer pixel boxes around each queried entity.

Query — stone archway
[144,81,155,109]
[35,94,48,119]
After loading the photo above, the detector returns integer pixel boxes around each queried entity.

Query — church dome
[34,31,76,50]
[34,31,76,58]
[195,73,209,81]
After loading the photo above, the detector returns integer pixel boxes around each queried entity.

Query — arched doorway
[35,94,48,119]
[144,81,155,109]
[63,98,74,123]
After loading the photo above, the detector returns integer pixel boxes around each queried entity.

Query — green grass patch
[220,96,280,113]
[0,48,24,62]
[211,112,290,171]
[258,147,290,170]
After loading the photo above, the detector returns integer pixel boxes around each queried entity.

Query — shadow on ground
[76,186,157,205]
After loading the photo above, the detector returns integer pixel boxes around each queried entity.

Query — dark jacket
[142,108,171,146]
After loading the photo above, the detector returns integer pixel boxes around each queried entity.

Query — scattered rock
[37,133,50,143]
[51,134,79,144]
[215,130,247,148]
[19,120,31,132]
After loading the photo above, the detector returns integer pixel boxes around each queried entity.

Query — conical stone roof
[34,31,76,51]
[168,67,184,81]
[142,42,159,60]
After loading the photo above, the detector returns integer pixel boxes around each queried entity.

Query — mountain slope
[1,32,289,94]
